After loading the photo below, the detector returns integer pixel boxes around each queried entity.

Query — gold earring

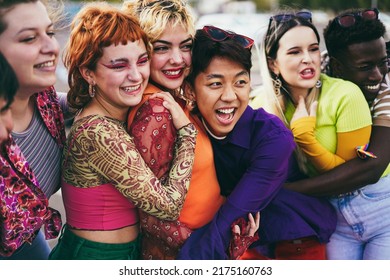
[273,75,282,95]
[89,83,96,98]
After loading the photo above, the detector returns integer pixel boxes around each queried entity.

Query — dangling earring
[315,80,322,88]
[89,82,96,98]
[273,75,282,95]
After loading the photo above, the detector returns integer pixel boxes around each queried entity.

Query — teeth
[366,84,380,90]
[164,70,181,76]
[35,61,54,68]
[302,69,313,74]
[217,108,234,114]
[123,85,140,92]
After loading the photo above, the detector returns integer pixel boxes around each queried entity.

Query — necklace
[201,118,226,140]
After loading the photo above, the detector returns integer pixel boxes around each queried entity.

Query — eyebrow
[154,37,193,45]
[286,42,319,51]
[206,70,249,79]
[107,51,149,64]
[17,22,54,35]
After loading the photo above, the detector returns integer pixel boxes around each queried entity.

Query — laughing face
[271,26,321,99]
[0,1,59,95]
[87,40,150,113]
[150,22,192,91]
[193,57,250,137]
[336,37,388,103]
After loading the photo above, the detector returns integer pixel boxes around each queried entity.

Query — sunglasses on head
[267,11,312,34]
[270,10,312,23]
[336,8,379,28]
[202,25,254,49]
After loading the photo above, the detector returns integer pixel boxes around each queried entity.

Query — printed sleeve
[129,98,177,179]
[86,120,197,220]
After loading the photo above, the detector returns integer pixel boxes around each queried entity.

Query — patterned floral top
[0,87,65,256]
[62,115,197,220]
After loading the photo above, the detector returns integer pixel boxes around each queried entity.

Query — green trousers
[49,225,141,260]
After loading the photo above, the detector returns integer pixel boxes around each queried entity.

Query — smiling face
[193,57,250,137]
[150,22,192,91]
[335,37,387,103]
[85,40,150,114]
[271,26,321,98]
[0,1,59,95]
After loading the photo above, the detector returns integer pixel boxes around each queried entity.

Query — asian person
[250,10,373,259]
[174,25,333,260]
[48,2,197,260]
[122,0,226,259]
[0,0,67,259]
[0,52,18,145]
[284,8,390,260]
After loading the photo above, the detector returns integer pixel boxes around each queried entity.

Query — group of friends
[0,0,389,260]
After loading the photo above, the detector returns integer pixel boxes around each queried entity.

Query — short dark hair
[186,28,252,87]
[0,52,18,105]
[324,8,386,59]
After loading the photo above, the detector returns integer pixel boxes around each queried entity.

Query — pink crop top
[61,180,139,230]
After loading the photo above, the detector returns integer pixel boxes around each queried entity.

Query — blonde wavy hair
[122,0,195,42]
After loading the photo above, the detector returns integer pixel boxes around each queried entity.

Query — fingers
[149,91,191,129]
[233,224,241,235]
[310,101,318,117]
[296,95,305,109]
[247,212,260,237]
[255,212,260,227]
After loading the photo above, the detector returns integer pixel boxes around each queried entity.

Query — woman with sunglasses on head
[284,8,390,260]
[0,0,67,259]
[0,52,18,145]
[48,2,197,260]
[122,0,226,260]
[250,9,373,258]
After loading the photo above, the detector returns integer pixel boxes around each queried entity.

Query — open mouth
[162,68,183,79]
[364,83,380,91]
[122,84,141,93]
[300,68,315,79]
[216,108,235,123]
[34,60,55,69]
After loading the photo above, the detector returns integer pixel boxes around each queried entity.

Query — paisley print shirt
[62,115,197,221]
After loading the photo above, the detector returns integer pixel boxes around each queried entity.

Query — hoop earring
[315,80,322,88]
[89,83,96,98]
[273,75,282,95]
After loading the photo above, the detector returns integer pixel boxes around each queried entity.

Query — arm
[285,125,390,196]
[87,120,197,220]
[177,129,295,259]
[291,116,371,172]
[128,97,177,179]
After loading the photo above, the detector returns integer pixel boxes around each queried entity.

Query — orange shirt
[127,84,224,229]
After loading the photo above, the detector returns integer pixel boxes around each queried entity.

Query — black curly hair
[324,8,386,59]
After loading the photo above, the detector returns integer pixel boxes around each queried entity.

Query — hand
[149,92,191,130]
[229,212,261,260]
[232,212,260,236]
[291,95,317,123]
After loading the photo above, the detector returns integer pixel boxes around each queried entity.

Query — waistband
[61,224,140,250]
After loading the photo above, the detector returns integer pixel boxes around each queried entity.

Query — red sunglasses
[202,25,254,49]
[336,8,379,28]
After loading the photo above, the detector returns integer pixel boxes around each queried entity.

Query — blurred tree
[252,0,390,11]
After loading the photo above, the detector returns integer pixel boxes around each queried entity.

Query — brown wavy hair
[64,1,150,112]
[0,0,64,35]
